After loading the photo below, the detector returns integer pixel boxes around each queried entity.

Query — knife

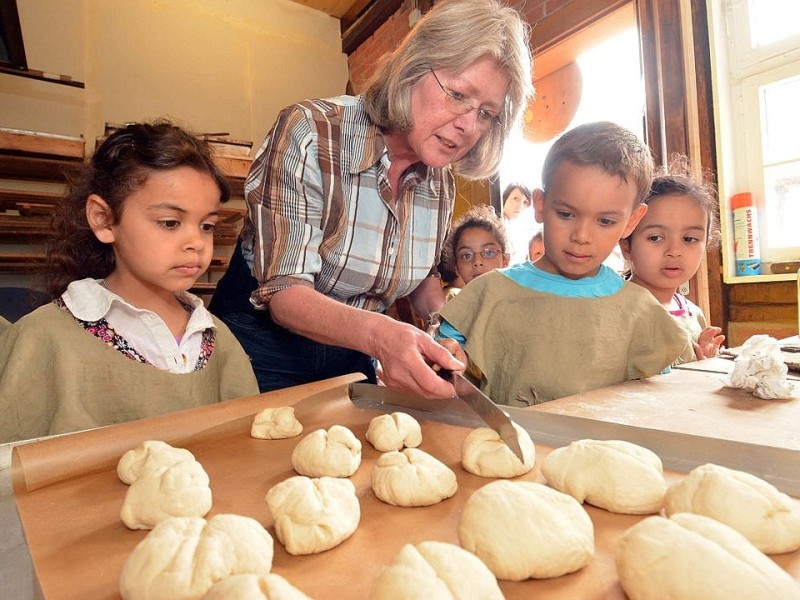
[347,379,525,462]
[441,370,525,462]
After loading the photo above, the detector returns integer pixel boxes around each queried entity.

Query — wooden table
[6,366,800,599]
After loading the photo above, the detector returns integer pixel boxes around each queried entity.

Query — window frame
[709,0,800,281]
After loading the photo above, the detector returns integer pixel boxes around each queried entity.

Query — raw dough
[119,514,274,600]
[366,412,422,452]
[370,540,503,600]
[265,475,360,556]
[616,512,800,600]
[461,422,535,478]
[251,406,303,440]
[117,440,196,484]
[541,439,665,514]
[664,463,800,553]
[291,425,361,478]
[117,440,212,530]
[458,480,593,581]
[201,573,311,600]
[371,448,458,507]
[121,458,212,530]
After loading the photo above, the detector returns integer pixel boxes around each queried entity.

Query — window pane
[763,160,800,250]
[760,74,800,164]
[747,0,800,48]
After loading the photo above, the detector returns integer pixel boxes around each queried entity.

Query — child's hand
[437,338,468,366]
[694,326,725,359]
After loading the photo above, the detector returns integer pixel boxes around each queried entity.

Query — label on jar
[732,206,761,275]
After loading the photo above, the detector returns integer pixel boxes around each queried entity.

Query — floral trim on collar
[55,298,215,370]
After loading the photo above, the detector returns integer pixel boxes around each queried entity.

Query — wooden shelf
[0,130,248,284]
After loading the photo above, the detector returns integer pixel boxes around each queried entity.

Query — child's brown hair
[541,121,654,205]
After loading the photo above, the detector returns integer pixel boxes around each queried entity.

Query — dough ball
[121,458,212,530]
[664,463,800,553]
[117,440,196,484]
[616,513,800,600]
[291,425,361,478]
[458,480,593,581]
[366,412,422,452]
[251,407,303,440]
[265,475,360,556]
[201,573,311,600]
[371,448,458,507]
[541,439,665,514]
[461,422,535,478]
[119,514,274,600]
[370,540,503,600]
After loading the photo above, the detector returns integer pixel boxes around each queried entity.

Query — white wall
[1,0,349,147]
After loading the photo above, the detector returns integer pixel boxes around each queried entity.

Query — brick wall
[347,0,565,92]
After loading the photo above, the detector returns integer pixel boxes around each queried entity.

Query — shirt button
[388,246,395,255]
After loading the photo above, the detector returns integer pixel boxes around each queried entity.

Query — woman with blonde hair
[211,0,533,399]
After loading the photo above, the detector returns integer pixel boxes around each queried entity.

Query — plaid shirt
[241,95,455,313]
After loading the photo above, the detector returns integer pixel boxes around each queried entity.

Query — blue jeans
[218,310,377,393]
[210,239,377,392]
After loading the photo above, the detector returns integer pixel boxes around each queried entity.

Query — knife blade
[347,379,526,462]
[442,370,525,462]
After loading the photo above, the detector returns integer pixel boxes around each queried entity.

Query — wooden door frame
[527,0,725,332]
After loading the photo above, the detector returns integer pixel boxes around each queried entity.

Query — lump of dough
[664,463,800,553]
[366,412,422,452]
[121,458,212,530]
[201,573,311,600]
[541,439,665,514]
[119,514,274,600]
[370,540,503,600]
[371,448,458,507]
[251,406,303,440]
[265,475,360,556]
[117,440,196,484]
[616,512,800,600]
[291,425,361,478]
[458,480,593,581]
[461,422,535,478]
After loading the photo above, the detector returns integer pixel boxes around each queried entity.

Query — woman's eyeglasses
[457,248,504,263]
[430,69,502,128]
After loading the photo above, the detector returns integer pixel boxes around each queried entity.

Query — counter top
[5,366,800,599]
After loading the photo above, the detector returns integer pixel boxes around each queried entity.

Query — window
[499,3,643,270]
[710,0,800,280]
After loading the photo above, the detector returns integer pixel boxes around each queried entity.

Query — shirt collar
[62,278,215,330]
[348,97,436,186]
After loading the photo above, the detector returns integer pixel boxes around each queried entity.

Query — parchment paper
[12,373,800,599]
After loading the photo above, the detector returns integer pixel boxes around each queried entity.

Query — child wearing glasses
[436,121,690,406]
[441,204,510,298]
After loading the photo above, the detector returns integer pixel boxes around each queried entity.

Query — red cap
[730,192,754,211]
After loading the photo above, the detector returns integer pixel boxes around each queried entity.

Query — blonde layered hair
[362,0,533,180]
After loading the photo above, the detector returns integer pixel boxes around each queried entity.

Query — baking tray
[12,374,800,599]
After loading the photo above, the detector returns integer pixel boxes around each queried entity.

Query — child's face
[502,187,531,220]
[89,166,221,298]
[454,226,509,284]
[619,193,709,303]
[533,161,646,280]
[528,237,544,262]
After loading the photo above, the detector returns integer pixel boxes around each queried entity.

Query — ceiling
[286,0,400,54]
[286,0,371,20]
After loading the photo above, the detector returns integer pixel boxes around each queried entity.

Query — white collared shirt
[61,278,216,374]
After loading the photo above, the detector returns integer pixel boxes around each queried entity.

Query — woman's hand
[694,326,725,359]
[368,320,464,399]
